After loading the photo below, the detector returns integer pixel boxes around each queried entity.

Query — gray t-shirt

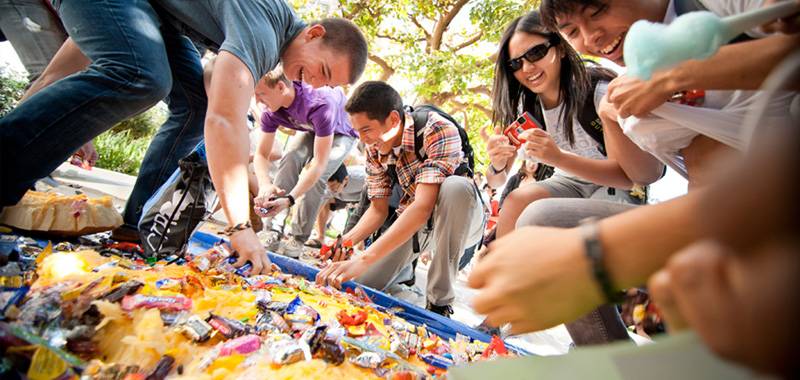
[153,0,306,82]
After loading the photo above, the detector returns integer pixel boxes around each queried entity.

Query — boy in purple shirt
[253,69,357,258]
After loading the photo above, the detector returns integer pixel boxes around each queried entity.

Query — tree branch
[431,0,469,51]
[369,54,395,81]
[450,31,483,52]
[410,15,431,46]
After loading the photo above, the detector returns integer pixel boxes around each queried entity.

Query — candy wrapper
[268,339,305,365]
[350,352,385,369]
[219,334,262,356]
[178,315,213,342]
[207,313,250,339]
[121,294,192,312]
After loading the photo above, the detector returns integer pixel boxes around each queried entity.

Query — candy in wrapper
[121,294,192,312]
[257,301,289,315]
[317,336,345,365]
[254,311,290,335]
[207,313,250,339]
[268,339,305,365]
[154,278,182,291]
[219,334,261,356]
[350,352,385,369]
[101,280,144,303]
[146,354,174,380]
[419,353,454,369]
[92,260,118,272]
[336,309,368,326]
[390,335,410,359]
[390,370,427,380]
[234,262,253,277]
[301,325,328,354]
[481,335,508,359]
[189,256,211,273]
[178,315,213,342]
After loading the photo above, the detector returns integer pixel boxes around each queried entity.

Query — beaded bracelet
[221,221,252,236]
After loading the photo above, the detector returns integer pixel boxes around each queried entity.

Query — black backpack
[404,104,476,177]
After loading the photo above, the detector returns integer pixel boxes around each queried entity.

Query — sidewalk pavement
[49,162,581,356]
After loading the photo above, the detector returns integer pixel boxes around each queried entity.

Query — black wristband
[580,218,623,304]
[489,162,507,174]
[285,194,295,207]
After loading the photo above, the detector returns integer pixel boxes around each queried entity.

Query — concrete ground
[47,162,588,356]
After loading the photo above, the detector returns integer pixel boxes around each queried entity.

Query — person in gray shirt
[0,0,368,276]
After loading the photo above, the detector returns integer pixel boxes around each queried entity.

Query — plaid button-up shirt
[365,112,465,214]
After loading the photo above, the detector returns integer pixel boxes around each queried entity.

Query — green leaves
[292,0,540,171]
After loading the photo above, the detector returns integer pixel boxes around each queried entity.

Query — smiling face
[281,25,353,88]
[554,1,654,66]
[348,111,401,147]
[507,32,562,97]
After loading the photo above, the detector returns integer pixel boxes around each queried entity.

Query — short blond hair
[262,67,291,88]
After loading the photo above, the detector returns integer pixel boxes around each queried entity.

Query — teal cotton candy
[624,11,728,80]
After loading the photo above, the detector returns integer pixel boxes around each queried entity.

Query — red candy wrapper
[336,310,368,326]
[121,294,192,312]
[481,335,508,359]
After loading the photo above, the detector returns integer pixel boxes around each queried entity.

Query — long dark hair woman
[485,10,648,239]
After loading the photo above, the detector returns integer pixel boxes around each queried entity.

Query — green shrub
[0,66,27,117]
[94,129,151,175]
[110,105,167,138]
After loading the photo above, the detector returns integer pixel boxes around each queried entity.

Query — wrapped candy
[178,315,213,342]
[121,294,191,312]
[101,280,143,303]
[219,334,261,356]
[268,339,305,365]
[317,336,345,365]
[207,313,250,339]
[350,352,385,369]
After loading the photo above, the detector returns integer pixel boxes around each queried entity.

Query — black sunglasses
[508,39,556,72]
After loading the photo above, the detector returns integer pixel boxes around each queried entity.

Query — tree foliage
[291,0,539,170]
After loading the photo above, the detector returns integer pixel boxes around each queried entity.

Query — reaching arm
[485,134,517,188]
[608,33,800,117]
[21,38,90,102]
[253,131,277,194]
[666,33,800,92]
[341,197,390,245]
[289,134,333,200]
[205,51,271,273]
[599,96,665,185]
[361,183,439,265]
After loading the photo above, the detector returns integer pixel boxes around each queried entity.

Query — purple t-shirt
[260,82,357,137]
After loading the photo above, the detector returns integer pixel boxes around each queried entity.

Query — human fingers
[471,283,510,315]
[648,269,689,332]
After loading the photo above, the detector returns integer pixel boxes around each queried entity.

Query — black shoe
[399,272,416,287]
[110,224,141,243]
[426,303,453,318]
[474,318,502,337]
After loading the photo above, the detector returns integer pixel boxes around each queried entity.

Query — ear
[387,110,402,128]
[305,24,327,41]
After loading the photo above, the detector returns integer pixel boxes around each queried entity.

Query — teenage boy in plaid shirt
[316,81,485,316]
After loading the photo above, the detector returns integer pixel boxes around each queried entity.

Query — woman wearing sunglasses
[486,10,657,241]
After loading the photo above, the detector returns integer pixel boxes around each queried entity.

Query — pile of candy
[0,234,511,379]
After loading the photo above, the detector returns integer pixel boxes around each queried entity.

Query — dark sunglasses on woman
[508,38,557,71]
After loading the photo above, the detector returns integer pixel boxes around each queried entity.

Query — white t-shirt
[540,82,608,177]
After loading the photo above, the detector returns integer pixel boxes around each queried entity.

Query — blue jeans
[0,0,206,223]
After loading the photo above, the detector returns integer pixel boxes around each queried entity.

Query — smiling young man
[315,81,485,317]
[540,0,799,182]
[0,0,367,276]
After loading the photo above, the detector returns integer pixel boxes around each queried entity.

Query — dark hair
[540,0,608,31]
[345,81,405,122]
[315,18,368,84]
[491,10,589,145]
[328,163,348,183]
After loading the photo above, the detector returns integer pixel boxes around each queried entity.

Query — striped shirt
[365,112,464,214]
